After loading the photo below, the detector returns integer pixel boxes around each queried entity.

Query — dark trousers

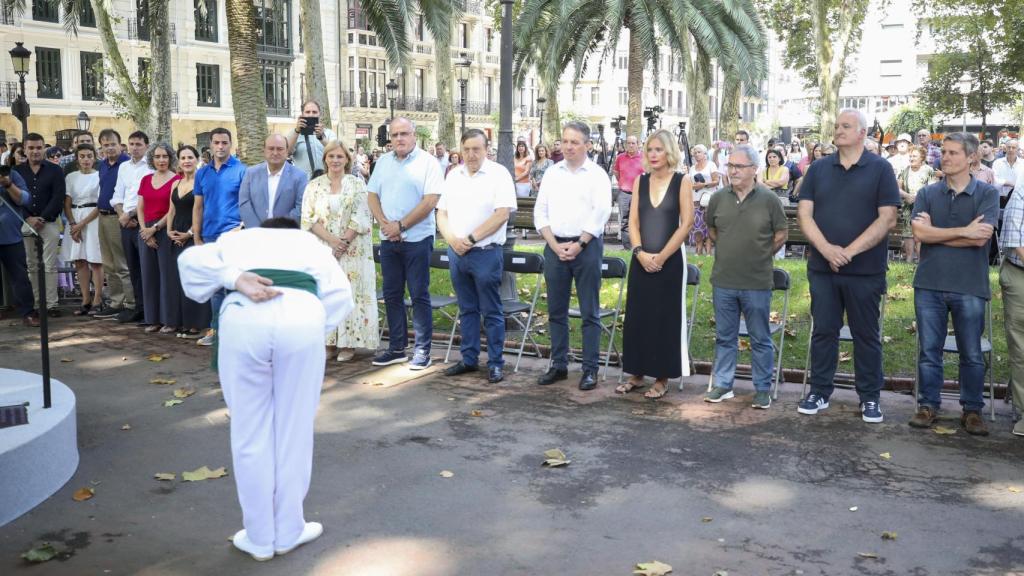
[807,271,886,402]
[380,236,434,354]
[170,239,212,331]
[449,246,504,368]
[545,238,603,371]
[121,225,144,315]
[915,288,987,412]
[139,221,173,326]
[0,241,35,317]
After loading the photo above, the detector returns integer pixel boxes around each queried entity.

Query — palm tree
[419,0,463,148]
[514,0,767,143]
[226,0,268,164]
[300,0,332,125]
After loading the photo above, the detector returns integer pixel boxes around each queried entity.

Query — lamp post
[9,42,31,143]
[536,96,546,144]
[498,0,514,173]
[958,73,971,133]
[455,58,471,137]
[76,110,91,132]
[386,78,398,120]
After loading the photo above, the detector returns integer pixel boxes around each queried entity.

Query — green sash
[211,268,319,369]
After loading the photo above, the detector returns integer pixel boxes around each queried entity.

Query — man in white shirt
[238,134,309,229]
[993,139,1023,205]
[437,129,517,384]
[533,121,613,390]
[110,130,154,323]
[434,142,450,173]
[177,219,353,561]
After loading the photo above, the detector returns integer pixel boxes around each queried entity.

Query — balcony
[414,42,433,55]
[170,91,178,113]
[484,54,499,65]
[460,0,485,15]
[462,100,493,115]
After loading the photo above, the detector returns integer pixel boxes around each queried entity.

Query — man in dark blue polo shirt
[908,132,998,436]
[92,128,134,318]
[797,109,901,423]
[15,133,66,316]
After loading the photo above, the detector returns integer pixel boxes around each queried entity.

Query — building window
[135,0,150,41]
[262,60,290,116]
[618,86,628,106]
[32,0,59,22]
[590,87,600,107]
[80,52,104,101]
[486,77,493,110]
[486,28,493,52]
[617,55,628,69]
[194,0,217,42]
[414,68,423,98]
[196,63,220,107]
[415,14,424,41]
[255,0,291,55]
[677,91,683,113]
[79,1,96,27]
[35,47,62,99]
[879,59,902,78]
[459,23,468,49]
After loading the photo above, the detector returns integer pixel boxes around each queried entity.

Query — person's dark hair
[535,144,549,159]
[515,140,529,159]
[765,148,784,166]
[177,144,200,160]
[261,217,300,229]
[24,132,44,144]
[562,120,590,141]
[300,100,322,115]
[943,132,980,157]
[735,129,749,140]
[460,128,489,146]
[75,130,94,141]
[98,128,122,144]
[5,143,23,167]
[75,143,97,158]
[982,139,994,147]
[128,130,150,145]
[210,127,233,142]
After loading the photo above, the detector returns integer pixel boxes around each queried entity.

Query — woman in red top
[136,143,182,334]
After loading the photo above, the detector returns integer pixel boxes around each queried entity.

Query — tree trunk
[226,0,268,164]
[147,0,172,142]
[720,70,741,143]
[625,28,644,138]
[300,0,332,126]
[542,77,560,144]
[688,44,711,147]
[811,0,861,145]
[90,0,150,130]
[435,34,456,148]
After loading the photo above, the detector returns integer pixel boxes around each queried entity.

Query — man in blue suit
[238,134,309,230]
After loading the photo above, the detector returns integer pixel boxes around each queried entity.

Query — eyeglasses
[726,163,754,171]
[391,131,412,138]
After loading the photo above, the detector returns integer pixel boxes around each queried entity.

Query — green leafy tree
[885,105,933,139]
[762,0,872,144]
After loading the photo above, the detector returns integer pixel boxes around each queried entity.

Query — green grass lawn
[376,240,1009,383]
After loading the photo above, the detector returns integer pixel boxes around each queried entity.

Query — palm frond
[359,0,414,68]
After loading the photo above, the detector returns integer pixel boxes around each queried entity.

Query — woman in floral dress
[301,140,379,361]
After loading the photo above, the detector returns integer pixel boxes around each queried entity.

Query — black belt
[72,203,97,209]
[554,235,581,243]
[99,209,116,215]
[469,243,502,251]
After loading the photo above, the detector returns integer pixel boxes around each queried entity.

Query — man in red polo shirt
[611,135,644,250]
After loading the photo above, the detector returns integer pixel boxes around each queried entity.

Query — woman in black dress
[163,145,211,338]
[617,129,694,399]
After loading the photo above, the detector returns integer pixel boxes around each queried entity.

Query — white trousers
[218,290,327,551]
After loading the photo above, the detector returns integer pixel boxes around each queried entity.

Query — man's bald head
[390,116,417,158]
[264,133,289,169]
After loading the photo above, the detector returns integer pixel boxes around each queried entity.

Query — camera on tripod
[643,106,663,131]
[609,115,626,135]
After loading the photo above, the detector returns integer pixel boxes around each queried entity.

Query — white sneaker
[231,529,273,561]
[275,522,323,556]
[1013,420,1024,437]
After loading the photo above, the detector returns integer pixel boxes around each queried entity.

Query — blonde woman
[301,140,379,361]
[618,130,695,400]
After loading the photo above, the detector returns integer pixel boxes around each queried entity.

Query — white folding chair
[567,257,626,380]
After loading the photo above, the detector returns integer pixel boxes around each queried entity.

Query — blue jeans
[449,246,504,368]
[210,288,226,330]
[711,287,774,391]
[544,238,602,371]
[380,236,434,354]
[915,288,986,412]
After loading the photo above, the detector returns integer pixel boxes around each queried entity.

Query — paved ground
[1,312,1023,576]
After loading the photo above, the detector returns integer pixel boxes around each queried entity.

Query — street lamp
[385,78,398,120]
[9,41,31,143]
[536,96,547,144]
[455,58,471,137]
[76,111,91,132]
[958,73,972,133]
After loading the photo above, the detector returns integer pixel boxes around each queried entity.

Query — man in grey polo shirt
[909,132,999,436]
[703,144,788,409]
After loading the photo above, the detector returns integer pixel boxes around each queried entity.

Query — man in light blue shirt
[367,116,444,369]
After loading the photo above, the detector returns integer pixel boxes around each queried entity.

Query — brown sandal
[644,382,668,400]
[615,378,645,394]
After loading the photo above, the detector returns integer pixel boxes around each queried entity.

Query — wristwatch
[577,238,588,249]
[632,246,642,256]
[398,220,407,233]
[468,233,477,244]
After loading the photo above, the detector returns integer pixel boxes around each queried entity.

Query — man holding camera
[287,100,336,179]
[0,165,38,326]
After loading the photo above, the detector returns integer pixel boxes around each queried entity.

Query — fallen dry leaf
[769,311,781,324]
[72,487,94,502]
[631,408,646,416]
[120,424,131,431]
[858,552,879,559]
[784,327,797,338]
[60,357,73,363]
[154,473,176,481]
[879,452,891,460]
[173,386,196,399]
[1008,486,1022,493]
[701,516,713,523]
[849,506,858,512]
[839,351,852,362]
[883,335,893,344]
[370,381,384,387]
[542,448,571,467]
[439,470,455,478]
[21,543,57,563]
[737,339,751,351]
[121,356,128,361]
[469,410,484,417]
[881,531,897,540]
[147,354,165,362]
[163,399,183,408]
[906,321,917,334]
[634,560,673,575]
[933,426,957,435]
[150,378,176,385]
[182,466,228,482]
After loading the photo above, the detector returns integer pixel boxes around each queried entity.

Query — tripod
[677,123,693,168]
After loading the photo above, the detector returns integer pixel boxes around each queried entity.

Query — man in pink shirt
[611,135,644,249]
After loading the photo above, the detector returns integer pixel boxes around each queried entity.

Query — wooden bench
[784,206,903,251]
[511,197,536,230]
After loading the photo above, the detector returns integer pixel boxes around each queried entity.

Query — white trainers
[231,529,273,561]
[275,522,324,556]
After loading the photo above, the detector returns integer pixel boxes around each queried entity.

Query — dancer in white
[178,218,353,561]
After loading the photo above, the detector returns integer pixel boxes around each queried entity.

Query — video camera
[609,115,626,135]
[643,106,664,131]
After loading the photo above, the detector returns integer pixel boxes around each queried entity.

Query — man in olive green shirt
[703,143,788,408]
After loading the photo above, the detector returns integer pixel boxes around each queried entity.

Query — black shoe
[93,305,122,319]
[488,366,504,384]
[117,309,144,323]
[47,308,61,318]
[537,368,568,386]
[443,362,479,377]
[578,370,597,391]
